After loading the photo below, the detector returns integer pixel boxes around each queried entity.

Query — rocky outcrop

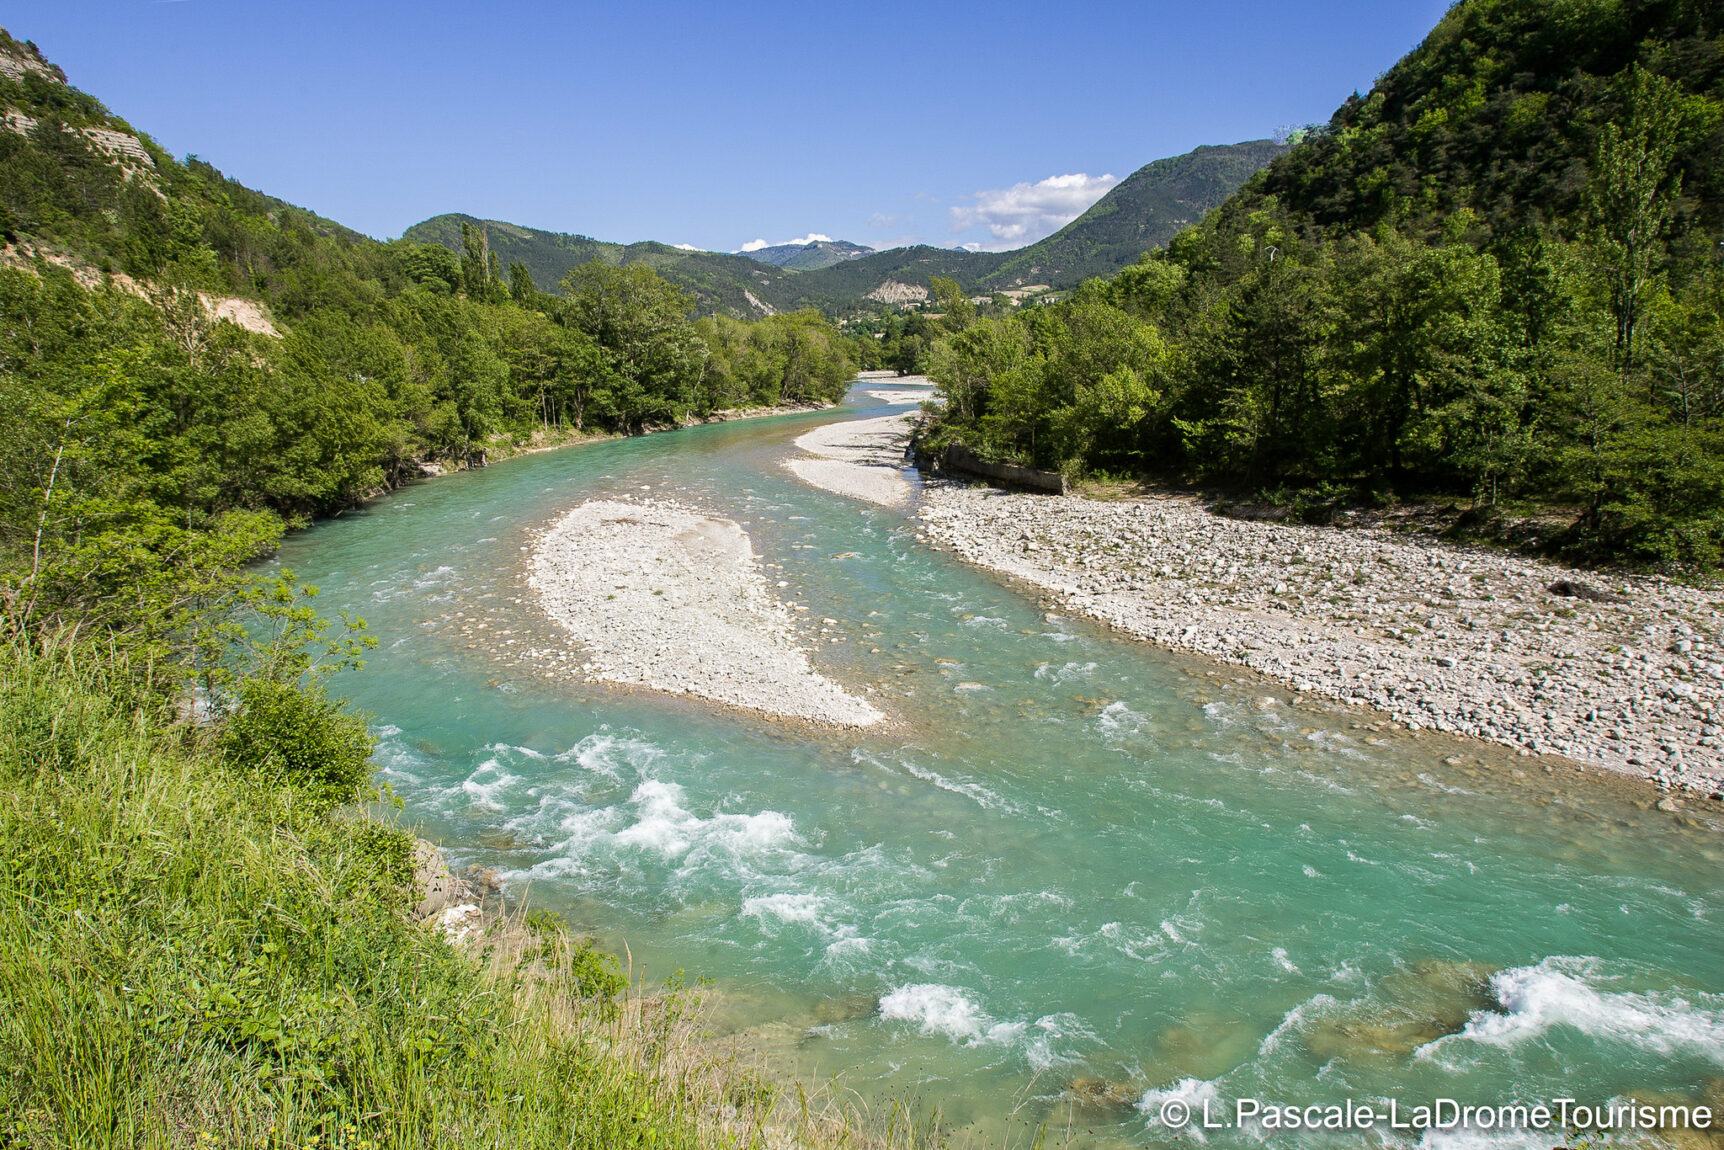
[81,127,155,170]
[413,838,485,944]
[0,36,64,85]
[0,244,281,337]
[865,280,929,306]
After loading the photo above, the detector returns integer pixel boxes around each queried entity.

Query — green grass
[0,639,772,1150]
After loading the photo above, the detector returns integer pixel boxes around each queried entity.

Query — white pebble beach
[785,409,1723,797]
[783,412,918,507]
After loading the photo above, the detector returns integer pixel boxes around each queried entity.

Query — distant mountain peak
[739,238,873,271]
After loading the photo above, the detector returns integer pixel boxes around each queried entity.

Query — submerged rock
[1305,959,1498,1060]
[1066,1077,1141,1111]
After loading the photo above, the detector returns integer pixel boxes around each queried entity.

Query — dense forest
[922,0,1724,568]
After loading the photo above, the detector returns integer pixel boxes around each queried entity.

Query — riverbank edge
[404,836,912,1148]
[745,399,1724,808]
[342,400,841,511]
[910,478,1724,809]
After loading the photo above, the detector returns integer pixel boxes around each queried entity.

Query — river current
[273,383,1724,1147]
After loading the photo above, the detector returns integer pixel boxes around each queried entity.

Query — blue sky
[9,1,1451,252]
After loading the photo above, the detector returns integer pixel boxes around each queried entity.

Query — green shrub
[221,678,374,808]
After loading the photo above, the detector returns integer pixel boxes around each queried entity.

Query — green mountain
[399,214,797,318]
[0,23,856,541]
[979,139,1290,290]
[771,245,1011,310]
[740,238,873,271]
[1250,0,1724,243]
[399,139,1286,317]
[919,0,1724,567]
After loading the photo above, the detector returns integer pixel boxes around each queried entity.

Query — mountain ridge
[979,139,1290,289]
[401,139,1287,317]
[740,238,873,271]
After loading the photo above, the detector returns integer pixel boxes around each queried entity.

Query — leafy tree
[1587,66,1691,376]
[557,261,706,432]
[508,258,536,304]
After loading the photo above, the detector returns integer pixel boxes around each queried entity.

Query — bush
[221,677,374,808]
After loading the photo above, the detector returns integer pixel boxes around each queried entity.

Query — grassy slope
[0,641,737,1150]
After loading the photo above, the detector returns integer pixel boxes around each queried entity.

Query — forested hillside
[922,0,1724,569]
[0,26,867,1146]
[740,238,874,271]
[0,25,857,639]
[979,140,1290,289]
[403,213,812,318]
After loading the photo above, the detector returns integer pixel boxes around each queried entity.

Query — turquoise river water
[272,383,1724,1147]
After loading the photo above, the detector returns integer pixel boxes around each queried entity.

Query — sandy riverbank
[783,413,918,507]
[528,499,883,727]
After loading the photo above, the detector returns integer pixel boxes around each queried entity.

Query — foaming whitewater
[614,779,800,859]
[512,777,804,890]
[741,891,826,924]
[879,984,1025,1047]
[1424,956,1724,1064]
[270,382,1724,1147]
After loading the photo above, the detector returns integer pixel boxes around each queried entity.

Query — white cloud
[948,172,1119,250]
[673,242,700,251]
[736,233,835,253]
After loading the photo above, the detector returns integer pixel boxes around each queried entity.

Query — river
[272,382,1724,1147]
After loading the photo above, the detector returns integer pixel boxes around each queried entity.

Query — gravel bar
[783,413,917,508]
[529,498,883,727]
[917,483,1724,799]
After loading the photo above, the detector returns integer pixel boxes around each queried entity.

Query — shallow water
[274,384,1724,1147]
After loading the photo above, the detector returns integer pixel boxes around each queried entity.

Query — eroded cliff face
[0,27,280,337]
[0,34,64,86]
[864,280,930,306]
[0,29,157,183]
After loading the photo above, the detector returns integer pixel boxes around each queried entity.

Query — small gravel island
[528,498,883,727]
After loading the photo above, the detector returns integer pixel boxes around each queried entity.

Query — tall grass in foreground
[0,640,939,1150]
